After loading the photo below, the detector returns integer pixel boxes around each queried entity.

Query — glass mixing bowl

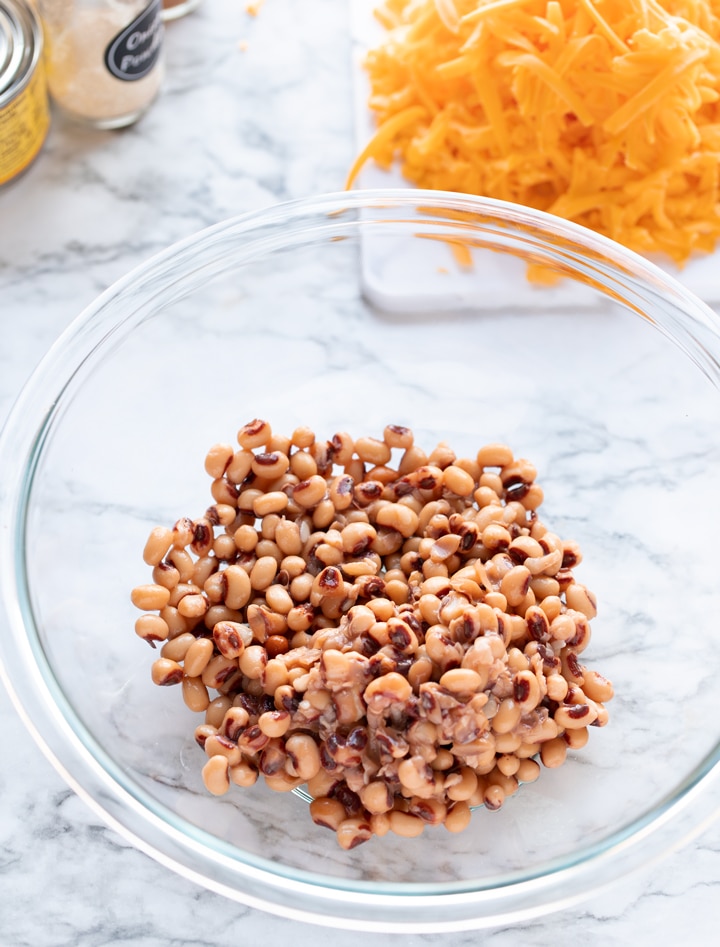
[1,190,719,932]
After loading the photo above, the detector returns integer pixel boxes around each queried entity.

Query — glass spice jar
[161,0,202,22]
[37,0,164,129]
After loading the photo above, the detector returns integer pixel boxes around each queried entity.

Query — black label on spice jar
[105,0,163,82]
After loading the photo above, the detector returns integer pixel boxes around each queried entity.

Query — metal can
[0,0,50,188]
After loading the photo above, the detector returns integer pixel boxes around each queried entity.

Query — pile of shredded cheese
[347,0,720,264]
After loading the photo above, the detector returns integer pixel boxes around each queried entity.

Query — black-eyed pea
[487,767,520,797]
[177,593,208,620]
[546,672,569,702]
[354,436,392,467]
[549,613,578,643]
[233,524,258,554]
[407,654,434,691]
[388,809,425,838]
[430,748,455,771]
[264,771,305,793]
[436,801,470,836]
[492,697,522,735]
[182,676,210,713]
[135,614,169,646]
[477,443,514,468]
[292,475,327,509]
[336,817,373,849]
[250,556,278,591]
[131,583,171,611]
[565,582,598,619]
[151,658,183,686]
[285,733,322,781]
[230,761,259,787]
[204,734,242,767]
[309,796,347,831]
[564,726,590,750]
[500,565,531,608]
[554,702,598,730]
[202,754,230,795]
[290,452,318,485]
[143,526,174,567]
[160,630,195,661]
[375,503,419,538]
[223,564,252,610]
[204,604,243,631]
[522,483,544,510]
[383,424,413,449]
[445,766,478,802]
[253,491,289,517]
[289,572,314,603]
[442,464,475,497]
[540,736,568,769]
[496,754,521,777]
[204,443,234,479]
[184,637,215,677]
[493,731,522,754]
[439,667,484,696]
[473,485,500,508]
[358,781,393,815]
[160,605,189,637]
[213,620,249,659]
[201,653,239,689]
[237,418,272,450]
[194,723,217,750]
[507,535,543,563]
[538,594,563,621]
[513,669,541,713]
[482,522,511,553]
[262,656,289,692]
[171,517,195,548]
[152,562,181,591]
[258,710,291,738]
[167,582,200,609]
[398,444,428,475]
[515,741,541,759]
[205,695,232,729]
[211,478,240,507]
[482,782,505,810]
[516,758,541,783]
[220,706,250,741]
[581,668,614,702]
[264,585,294,615]
[313,498,337,529]
[238,645,267,680]
[524,604,550,643]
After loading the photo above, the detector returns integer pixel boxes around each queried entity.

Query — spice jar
[162,0,202,21]
[37,0,164,129]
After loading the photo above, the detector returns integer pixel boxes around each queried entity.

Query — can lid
[0,1,37,102]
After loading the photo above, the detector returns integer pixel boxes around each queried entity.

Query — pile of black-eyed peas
[132,421,613,849]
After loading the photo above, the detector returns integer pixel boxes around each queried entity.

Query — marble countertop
[1,1,719,944]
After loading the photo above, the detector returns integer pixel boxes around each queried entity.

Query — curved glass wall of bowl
[0,191,719,932]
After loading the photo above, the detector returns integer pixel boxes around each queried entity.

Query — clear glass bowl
[1,190,719,932]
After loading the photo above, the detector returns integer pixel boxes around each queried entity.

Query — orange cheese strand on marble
[348,0,720,264]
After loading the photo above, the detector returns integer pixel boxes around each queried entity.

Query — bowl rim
[1,187,720,932]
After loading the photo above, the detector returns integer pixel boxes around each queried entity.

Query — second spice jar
[38,0,164,129]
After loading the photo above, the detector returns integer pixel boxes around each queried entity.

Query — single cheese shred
[348,0,720,265]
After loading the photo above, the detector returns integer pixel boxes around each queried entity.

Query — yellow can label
[0,62,50,187]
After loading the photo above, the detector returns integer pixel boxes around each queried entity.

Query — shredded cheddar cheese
[348,0,720,264]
